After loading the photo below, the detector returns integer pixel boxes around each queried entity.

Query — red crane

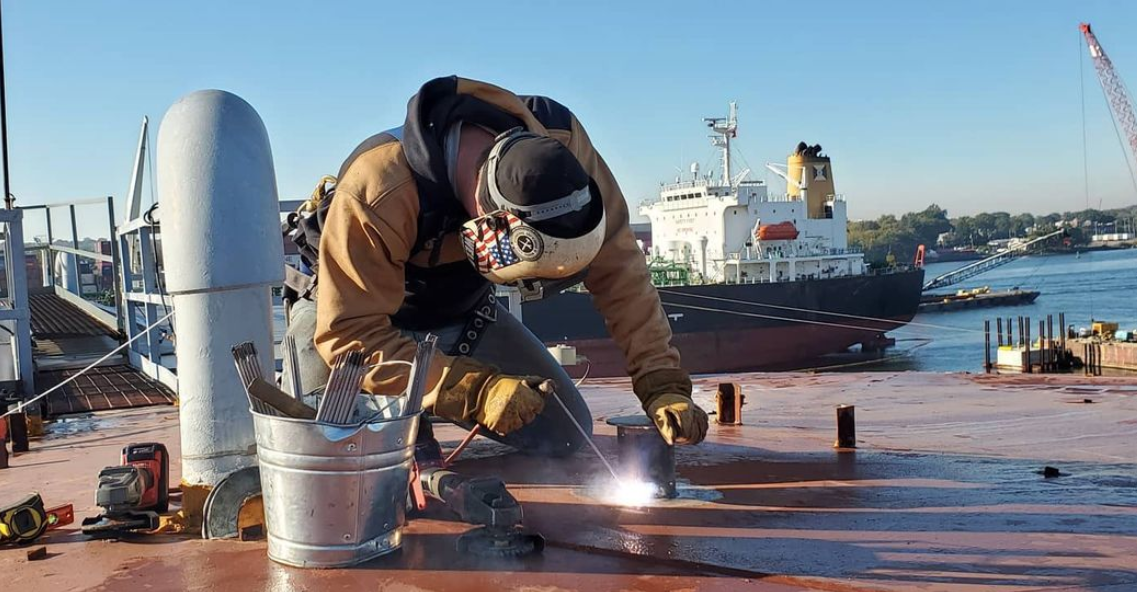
[1080,22,1137,166]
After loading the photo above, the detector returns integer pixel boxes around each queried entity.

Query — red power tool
[81,442,170,536]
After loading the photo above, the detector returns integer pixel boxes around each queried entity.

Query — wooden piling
[1039,320,1046,373]
[997,317,1004,347]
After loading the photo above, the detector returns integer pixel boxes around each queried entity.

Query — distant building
[1091,232,1134,242]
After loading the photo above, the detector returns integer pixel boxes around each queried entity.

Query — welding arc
[548,388,622,485]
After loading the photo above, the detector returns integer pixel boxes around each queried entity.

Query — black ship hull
[520,267,926,377]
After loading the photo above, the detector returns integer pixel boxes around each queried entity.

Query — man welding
[285,76,707,456]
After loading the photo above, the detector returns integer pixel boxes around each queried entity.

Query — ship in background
[521,103,925,376]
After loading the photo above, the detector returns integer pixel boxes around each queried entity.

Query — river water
[871,248,1137,373]
[273,249,1137,374]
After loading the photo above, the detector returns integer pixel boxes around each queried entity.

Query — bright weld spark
[609,479,660,507]
[549,388,661,508]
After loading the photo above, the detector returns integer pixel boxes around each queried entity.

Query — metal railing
[20,196,122,333]
[0,209,35,395]
[117,212,177,390]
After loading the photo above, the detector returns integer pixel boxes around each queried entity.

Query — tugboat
[521,104,925,376]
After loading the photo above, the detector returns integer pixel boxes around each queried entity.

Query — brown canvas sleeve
[567,117,691,402]
[313,146,454,396]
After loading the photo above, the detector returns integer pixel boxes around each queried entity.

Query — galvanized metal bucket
[252,396,419,568]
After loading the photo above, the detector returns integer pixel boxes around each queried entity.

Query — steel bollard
[834,405,856,449]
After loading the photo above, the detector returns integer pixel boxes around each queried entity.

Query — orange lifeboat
[756,221,799,241]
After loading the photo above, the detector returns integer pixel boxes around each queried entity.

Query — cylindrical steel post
[834,405,856,449]
[1059,312,1066,349]
[158,91,284,497]
[1017,317,1024,347]
[607,415,676,498]
[997,317,1004,347]
[8,409,27,453]
[1039,320,1047,373]
[715,382,743,425]
[0,415,9,469]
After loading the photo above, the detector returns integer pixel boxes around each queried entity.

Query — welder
[284,76,707,456]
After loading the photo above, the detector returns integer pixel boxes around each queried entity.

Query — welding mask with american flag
[460,207,605,286]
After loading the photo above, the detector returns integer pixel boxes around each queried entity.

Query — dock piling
[1025,318,1032,374]
[997,317,1004,347]
[984,320,992,373]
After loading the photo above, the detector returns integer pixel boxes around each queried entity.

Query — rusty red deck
[29,293,117,338]
[3,371,1136,591]
[40,364,175,415]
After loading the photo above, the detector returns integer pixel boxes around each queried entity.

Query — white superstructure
[639,103,866,285]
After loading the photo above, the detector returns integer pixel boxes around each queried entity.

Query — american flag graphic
[462,213,523,274]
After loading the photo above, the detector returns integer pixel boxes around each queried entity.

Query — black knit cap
[481,134,601,239]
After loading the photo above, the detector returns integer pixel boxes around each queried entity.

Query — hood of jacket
[401,76,550,214]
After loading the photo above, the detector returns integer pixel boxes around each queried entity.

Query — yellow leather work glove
[433,357,550,436]
[643,393,709,445]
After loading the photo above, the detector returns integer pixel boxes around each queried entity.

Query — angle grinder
[81,442,170,536]
[419,467,544,558]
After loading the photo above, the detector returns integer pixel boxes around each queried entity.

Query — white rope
[1,309,176,420]
[662,300,923,334]
[364,360,413,370]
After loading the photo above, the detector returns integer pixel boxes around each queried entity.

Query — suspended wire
[660,298,971,337]
[1106,82,1137,199]
[137,123,175,341]
[147,123,157,208]
[1080,30,1091,212]
[1079,32,1096,322]
[2,309,177,420]
[656,288,985,334]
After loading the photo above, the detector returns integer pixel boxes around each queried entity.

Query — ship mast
[703,102,737,187]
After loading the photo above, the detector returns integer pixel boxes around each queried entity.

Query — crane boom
[1081,23,1137,166]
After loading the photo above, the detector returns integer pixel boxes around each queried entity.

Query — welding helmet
[461,127,605,286]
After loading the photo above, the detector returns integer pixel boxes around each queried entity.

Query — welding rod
[317,353,355,423]
[545,384,622,484]
[282,334,303,400]
[402,335,438,418]
[232,342,276,416]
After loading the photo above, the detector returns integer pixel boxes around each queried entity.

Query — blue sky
[4,0,1137,240]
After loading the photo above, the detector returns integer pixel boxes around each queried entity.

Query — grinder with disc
[419,466,544,557]
[82,442,170,536]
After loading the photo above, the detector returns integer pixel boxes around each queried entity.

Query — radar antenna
[704,102,738,187]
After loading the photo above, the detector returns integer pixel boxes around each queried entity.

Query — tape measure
[0,493,48,545]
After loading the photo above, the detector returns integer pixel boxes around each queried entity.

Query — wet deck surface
[3,371,1136,591]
